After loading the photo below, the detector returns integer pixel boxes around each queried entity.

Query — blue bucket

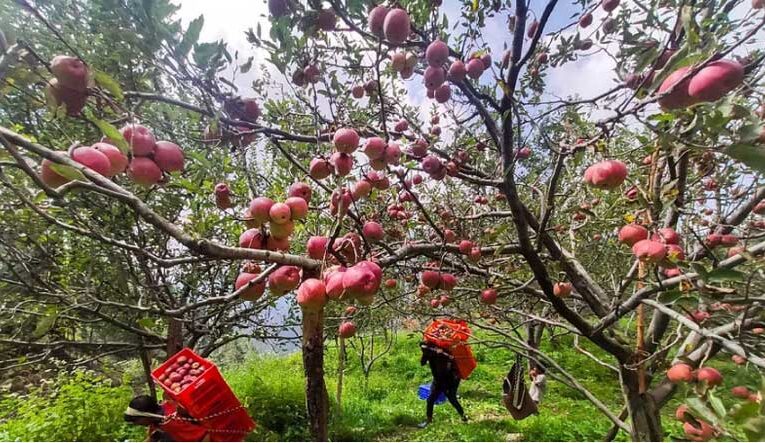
[417,383,447,404]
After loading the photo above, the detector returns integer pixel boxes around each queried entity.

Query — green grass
[2,333,762,441]
[225,333,646,441]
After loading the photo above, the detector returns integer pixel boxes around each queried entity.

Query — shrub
[0,371,143,442]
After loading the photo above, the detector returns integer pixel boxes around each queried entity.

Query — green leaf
[681,6,699,46]
[176,15,204,59]
[240,57,253,74]
[725,144,765,174]
[708,391,727,418]
[657,289,685,304]
[743,416,765,441]
[88,117,130,153]
[730,402,760,423]
[93,70,123,101]
[49,163,85,181]
[691,263,708,279]
[33,308,58,339]
[739,122,765,144]
[707,268,745,283]
[687,397,721,426]
[137,318,156,329]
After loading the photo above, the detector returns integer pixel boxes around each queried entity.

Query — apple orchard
[1,0,765,441]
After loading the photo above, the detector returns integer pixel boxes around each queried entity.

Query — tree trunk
[526,320,545,371]
[336,336,345,414]
[620,366,663,441]
[139,342,157,399]
[166,317,183,356]
[302,307,329,441]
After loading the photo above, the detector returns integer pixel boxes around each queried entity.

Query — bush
[0,371,144,442]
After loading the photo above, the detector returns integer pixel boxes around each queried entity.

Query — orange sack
[423,319,477,379]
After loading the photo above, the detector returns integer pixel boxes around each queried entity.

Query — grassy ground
[2,332,760,441]
[224,332,711,442]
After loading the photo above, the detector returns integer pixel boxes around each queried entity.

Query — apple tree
[1,0,765,441]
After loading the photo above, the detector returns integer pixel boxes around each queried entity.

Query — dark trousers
[427,377,464,420]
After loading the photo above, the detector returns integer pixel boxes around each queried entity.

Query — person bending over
[124,395,209,442]
[419,341,467,427]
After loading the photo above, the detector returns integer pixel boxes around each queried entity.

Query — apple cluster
[238,182,312,255]
[40,123,184,188]
[156,354,207,394]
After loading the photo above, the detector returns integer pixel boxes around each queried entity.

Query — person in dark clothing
[124,395,209,442]
[419,341,467,427]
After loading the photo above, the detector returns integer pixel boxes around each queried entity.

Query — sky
[173,0,619,120]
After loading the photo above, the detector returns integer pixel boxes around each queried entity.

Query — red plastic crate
[151,348,255,440]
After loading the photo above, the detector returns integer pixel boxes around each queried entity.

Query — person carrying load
[419,319,477,427]
[124,395,210,442]
[127,348,255,441]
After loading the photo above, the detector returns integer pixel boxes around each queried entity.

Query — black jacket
[420,342,459,382]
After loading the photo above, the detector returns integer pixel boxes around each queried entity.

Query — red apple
[71,146,111,177]
[235,272,266,301]
[465,58,484,79]
[297,278,327,310]
[333,128,360,154]
[618,224,648,246]
[367,5,389,36]
[284,197,309,220]
[363,221,385,243]
[383,8,410,44]
[121,124,156,157]
[448,60,467,82]
[440,273,457,291]
[579,12,593,28]
[696,367,723,386]
[153,141,184,173]
[309,158,332,180]
[288,182,312,203]
[338,321,357,338]
[688,59,744,103]
[269,202,292,224]
[50,55,88,91]
[342,261,382,298]
[128,157,162,186]
[632,239,667,263]
[425,40,449,67]
[331,152,353,176]
[584,160,628,189]
[424,66,446,89]
[658,67,696,110]
[683,420,716,442]
[92,143,128,177]
[268,266,301,295]
[249,197,275,226]
[553,282,572,297]
[667,363,694,383]
[306,236,329,259]
[481,288,498,304]
[239,228,265,249]
[40,159,71,188]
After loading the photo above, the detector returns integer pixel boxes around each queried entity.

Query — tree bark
[620,366,663,441]
[166,317,183,356]
[526,321,545,371]
[139,342,157,399]
[302,308,329,441]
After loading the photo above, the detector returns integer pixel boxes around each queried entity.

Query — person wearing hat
[124,395,209,442]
